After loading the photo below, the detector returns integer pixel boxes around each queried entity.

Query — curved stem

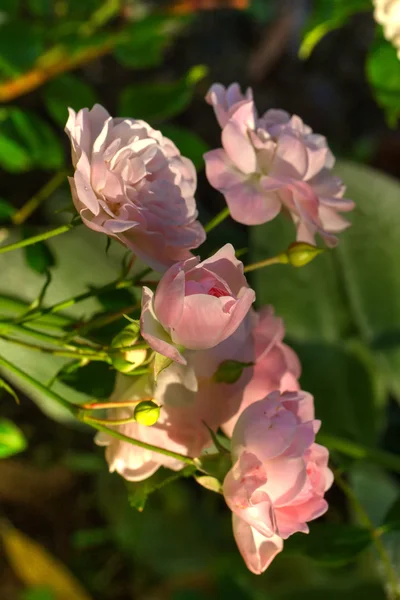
[204,206,230,233]
[0,334,109,362]
[0,354,198,468]
[84,417,197,467]
[0,354,77,415]
[18,267,151,326]
[12,170,67,226]
[0,222,80,255]
[244,253,288,273]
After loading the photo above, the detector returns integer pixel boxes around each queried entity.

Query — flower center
[208,286,229,298]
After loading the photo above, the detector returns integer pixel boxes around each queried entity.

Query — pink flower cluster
[65,104,205,271]
[205,83,354,246]
[65,93,340,574]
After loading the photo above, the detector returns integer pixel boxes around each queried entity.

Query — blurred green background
[1,1,400,599]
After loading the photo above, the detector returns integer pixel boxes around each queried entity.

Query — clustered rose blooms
[224,391,333,574]
[65,94,339,575]
[140,244,255,364]
[205,83,354,246]
[65,104,205,271]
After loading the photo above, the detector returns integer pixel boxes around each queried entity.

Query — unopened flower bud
[287,242,324,267]
[111,348,147,374]
[134,400,160,426]
[111,322,141,350]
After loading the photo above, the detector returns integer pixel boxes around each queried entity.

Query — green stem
[12,170,67,226]
[204,206,230,233]
[243,253,288,273]
[318,433,400,474]
[18,267,151,326]
[0,354,77,415]
[83,416,198,467]
[0,355,198,468]
[0,334,109,362]
[0,321,100,352]
[334,469,400,599]
[0,221,80,255]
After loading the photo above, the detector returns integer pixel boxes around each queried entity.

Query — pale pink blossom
[223,391,333,574]
[96,362,223,481]
[65,104,205,272]
[205,82,253,128]
[187,306,301,436]
[140,244,255,364]
[205,84,354,246]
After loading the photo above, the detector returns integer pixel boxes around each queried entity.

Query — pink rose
[205,82,253,128]
[187,306,301,436]
[65,104,205,272]
[96,362,223,481]
[223,391,333,574]
[140,244,256,364]
[204,85,354,246]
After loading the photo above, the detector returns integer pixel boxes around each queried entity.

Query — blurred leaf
[95,287,135,312]
[119,65,207,122]
[335,162,400,402]
[0,22,43,76]
[127,465,196,511]
[300,0,371,59]
[71,527,110,550]
[162,124,209,170]
[214,359,254,384]
[383,495,400,533]
[249,219,348,342]
[367,35,400,126]
[20,588,55,600]
[0,0,20,18]
[286,523,372,565]
[350,464,399,527]
[57,361,116,399]
[28,0,53,16]
[0,226,131,422]
[114,15,188,69]
[0,419,27,458]
[0,522,92,600]
[0,377,20,404]
[0,198,16,220]
[292,341,384,445]
[0,108,63,172]
[43,74,98,127]
[23,236,55,275]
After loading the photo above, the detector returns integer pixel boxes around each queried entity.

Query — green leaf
[0,377,20,403]
[28,0,53,16]
[286,523,372,565]
[118,65,207,123]
[300,0,371,59]
[213,359,254,385]
[334,162,400,401]
[0,108,63,172]
[0,226,133,422]
[0,0,20,18]
[20,588,55,600]
[194,475,222,494]
[154,352,173,378]
[113,15,188,70]
[249,217,348,342]
[43,74,98,127]
[382,495,400,533]
[0,198,16,221]
[57,361,116,399]
[0,22,43,76]
[367,35,400,126]
[23,239,55,275]
[0,419,27,458]
[127,465,196,511]
[292,341,384,445]
[161,124,209,170]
